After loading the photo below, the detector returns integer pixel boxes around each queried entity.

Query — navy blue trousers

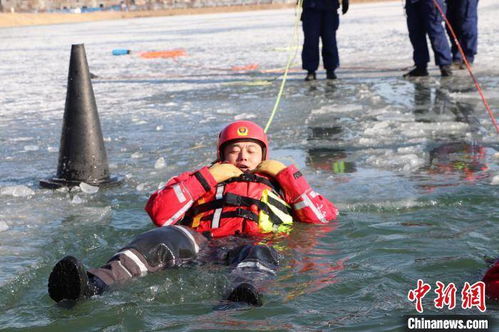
[405,0,452,67]
[301,8,340,72]
[446,0,478,63]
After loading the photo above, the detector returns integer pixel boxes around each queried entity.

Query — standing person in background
[403,0,453,77]
[445,0,479,69]
[301,0,349,81]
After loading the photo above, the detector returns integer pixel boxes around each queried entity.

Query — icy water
[1,1,499,331]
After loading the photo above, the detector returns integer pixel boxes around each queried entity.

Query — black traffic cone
[40,44,119,189]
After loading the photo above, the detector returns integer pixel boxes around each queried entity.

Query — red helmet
[217,121,268,160]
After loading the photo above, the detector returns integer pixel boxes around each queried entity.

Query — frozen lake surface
[1,1,499,330]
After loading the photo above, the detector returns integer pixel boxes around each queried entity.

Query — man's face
[223,141,263,172]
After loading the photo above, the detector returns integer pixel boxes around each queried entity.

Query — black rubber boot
[48,256,105,303]
[304,71,316,81]
[326,70,337,80]
[440,65,453,77]
[227,282,263,306]
[403,66,429,77]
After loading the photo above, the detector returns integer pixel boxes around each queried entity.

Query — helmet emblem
[237,126,248,136]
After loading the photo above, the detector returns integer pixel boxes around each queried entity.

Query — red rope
[432,0,499,134]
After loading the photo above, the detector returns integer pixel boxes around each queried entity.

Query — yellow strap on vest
[191,197,205,228]
[259,189,293,234]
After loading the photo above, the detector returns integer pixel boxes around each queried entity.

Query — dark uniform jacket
[302,0,339,10]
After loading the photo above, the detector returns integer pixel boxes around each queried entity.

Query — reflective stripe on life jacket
[180,173,293,234]
[258,189,293,233]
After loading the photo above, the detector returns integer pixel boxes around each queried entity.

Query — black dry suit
[87,225,280,297]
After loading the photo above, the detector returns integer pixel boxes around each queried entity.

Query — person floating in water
[48,120,338,306]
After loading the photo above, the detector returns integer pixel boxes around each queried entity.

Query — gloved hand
[342,0,349,14]
[254,160,287,177]
[208,163,243,183]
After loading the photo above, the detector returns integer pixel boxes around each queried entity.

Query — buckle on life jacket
[222,173,280,192]
[217,208,259,222]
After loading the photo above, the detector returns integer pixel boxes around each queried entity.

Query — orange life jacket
[179,173,294,238]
